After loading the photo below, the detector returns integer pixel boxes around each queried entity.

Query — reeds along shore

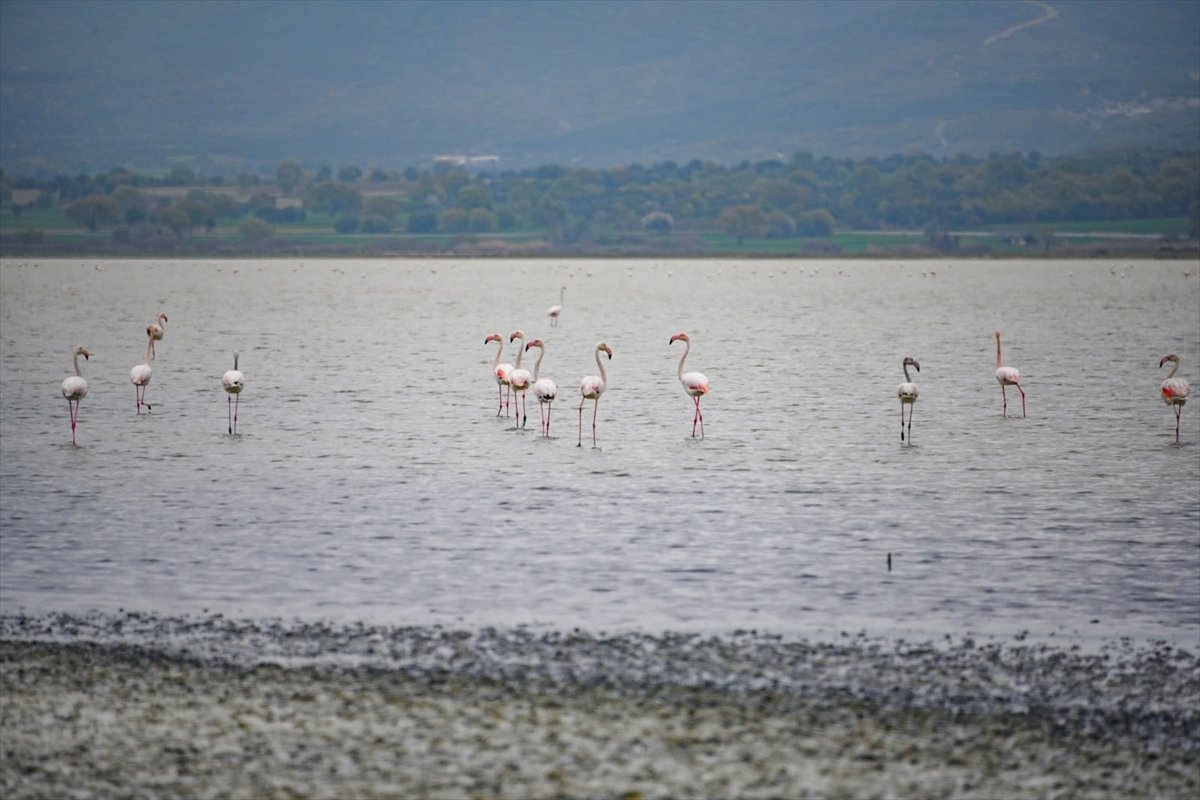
[2,613,1198,799]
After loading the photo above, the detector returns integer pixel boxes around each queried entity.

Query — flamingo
[578,341,612,447]
[485,333,513,416]
[897,357,920,443]
[508,330,532,429]
[525,338,558,437]
[670,332,710,438]
[61,345,90,446]
[222,352,244,434]
[548,286,565,327]
[994,329,1025,418]
[1159,354,1190,444]
[130,326,154,414]
[147,312,168,359]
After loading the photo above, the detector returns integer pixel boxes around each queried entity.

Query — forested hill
[1,0,1197,176]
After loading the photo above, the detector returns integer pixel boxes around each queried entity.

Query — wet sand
[2,613,1198,799]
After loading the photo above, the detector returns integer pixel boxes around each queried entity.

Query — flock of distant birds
[59,311,244,446]
[57,288,1192,448]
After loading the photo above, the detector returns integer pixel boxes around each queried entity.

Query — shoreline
[2,612,1197,799]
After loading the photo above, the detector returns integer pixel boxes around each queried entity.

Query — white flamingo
[61,345,90,446]
[548,286,565,327]
[222,352,244,434]
[897,356,920,443]
[130,326,154,414]
[147,312,168,359]
[1159,354,1190,444]
[485,333,513,416]
[508,330,532,429]
[994,329,1025,418]
[525,338,558,437]
[670,332,710,438]
[578,341,612,447]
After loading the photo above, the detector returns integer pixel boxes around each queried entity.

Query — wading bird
[147,312,168,359]
[578,342,612,447]
[61,345,90,446]
[994,329,1025,418]
[525,338,558,437]
[548,286,565,327]
[1159,354,1190,444]
[485,333,513,416]
[670,332,710,438]
[130,326,154,414]
[222,352,244,434]
[897,357,920,443]
[508,330,532,429]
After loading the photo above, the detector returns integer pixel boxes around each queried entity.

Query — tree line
[3,148,1198,246]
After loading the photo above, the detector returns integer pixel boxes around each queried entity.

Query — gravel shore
[2,612,1198,799]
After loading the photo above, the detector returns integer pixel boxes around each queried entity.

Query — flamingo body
[222,352,244,434]
[578,342,612,447]
[61,345,90,446]
[1159,354,1190,444]
[670,332,709,438]
[147,312,168,359]
[508,330,532,429]
[994,329,1025,418]
[525,338,558,437]
[485,333,513,416]
[548,286,565,327]
[897,356,920,442]
[130,325,154,413]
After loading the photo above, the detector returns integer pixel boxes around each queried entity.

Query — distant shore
[2,612,1197,799]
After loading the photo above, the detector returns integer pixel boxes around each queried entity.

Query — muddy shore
[2,612,1197,799]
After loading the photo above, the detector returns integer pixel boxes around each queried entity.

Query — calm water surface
[2,258,1198,645]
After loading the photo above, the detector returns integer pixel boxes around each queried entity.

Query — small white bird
[130,325,154,414]
[897,356,920,443]
[548,286,565,327]
[525,338,558,437]
[578,342,612,447]
[994,329,1025,418]
[61,345,90,446]
[147,312,168,359]
[485,333,513,417]
[1159,353,1190,444]
[222,352,244,434]
[508,330,533,429]
[670,332,710,438]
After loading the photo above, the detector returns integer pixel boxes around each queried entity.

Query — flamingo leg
[1001,384,1008,417]
[66,399,78,446]
[233,394,239,434]
[545,401,552,437]
[577,399,585,447]
[496,383,504,416]
[592,397,600,446]
[907,403,914,442]
[1175,405,1182,444]
[900,402,906,442]
[696,396,704,438]
[522,392,528,429]
[1017,383,1026,418]
[228,395,233,434]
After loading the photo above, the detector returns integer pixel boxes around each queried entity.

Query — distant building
[434,155,501,166]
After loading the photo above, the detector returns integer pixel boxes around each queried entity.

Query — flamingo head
[509,329,525,343]
[669,332,690,345]
[904,356,920,372]
[484,333,502,344]
[76,346,90,360]
[159,313,169,324]
[598,342,612,359]
[1160,354,1180,368]
[994,329,1002,339]
[525,338,545,352]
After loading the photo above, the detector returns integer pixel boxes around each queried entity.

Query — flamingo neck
[73,351,83,376]
[492,338,504,369]
[595,347,608,387]
[903,361,912,382]
[995,336,1003,369]
[143,336,154,366]
[1164,359,1179,380]
[513,338,524,370]
[560,287,566,303]
[676,339,691,381]
[233,353,239,371]
[532,347,545,381]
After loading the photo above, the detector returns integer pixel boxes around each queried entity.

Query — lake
[1,257,1197,647]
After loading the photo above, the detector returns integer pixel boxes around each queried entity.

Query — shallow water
[1,258,1197,645]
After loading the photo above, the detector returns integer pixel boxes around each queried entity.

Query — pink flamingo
[147,312,168,359]
[670,332,710,438]
[578,342,612,447]
[130,325,154,414]
[1159,354,1190,444]
[897,357,920,443]
[508,330,532,429]
[222,352,244,434]
[61,345,90,446]
[548,286,565,327]
[994,329,1025,418]
[525,338,558,437]
[484,333,513,416]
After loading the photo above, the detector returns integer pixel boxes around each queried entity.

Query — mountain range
[1,0,1197,176]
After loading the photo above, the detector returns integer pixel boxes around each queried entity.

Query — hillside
[1,0,1197,176]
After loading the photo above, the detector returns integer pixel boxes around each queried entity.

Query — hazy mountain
[1,0,1197,176]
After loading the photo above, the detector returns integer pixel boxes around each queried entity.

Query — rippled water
[1,258,1197,645]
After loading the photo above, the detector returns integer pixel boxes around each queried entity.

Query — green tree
[157,206,190,236]
[276,161,305,195]
[438,208,469,232]
[716,204,767,244]
[305,182,362,216]
[337,164,363,182]
[406,210,438,233]
[64,195,121,232]
[456,185,493,211]
[468,208,496,232]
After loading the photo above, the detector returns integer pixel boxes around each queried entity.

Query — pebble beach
[2,612,1197,799]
